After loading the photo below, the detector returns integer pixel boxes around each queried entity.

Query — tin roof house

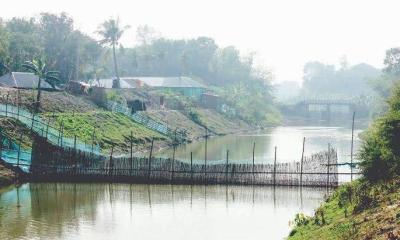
[0,72,58,90]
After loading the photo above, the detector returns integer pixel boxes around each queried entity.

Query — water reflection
[0,183,328,240]
[156,126,362,165]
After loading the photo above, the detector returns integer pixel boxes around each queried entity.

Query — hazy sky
[1,0,400,83]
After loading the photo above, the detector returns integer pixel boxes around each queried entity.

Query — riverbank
[288,178,400,240]
[0,162,17,187]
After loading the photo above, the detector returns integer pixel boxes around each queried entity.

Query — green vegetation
[46,111,166,153]
[97,17,129,87]
[0,118,34,149]
[22,57,60,112]
[0,163,15,187]
[289,179,400,240]
[358,84,400,182]
[0,13,278,126]
[289,63,400,239]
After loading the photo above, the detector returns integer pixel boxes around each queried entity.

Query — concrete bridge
[298,98,355,121]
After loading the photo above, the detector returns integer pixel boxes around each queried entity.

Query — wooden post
[17,95,20,118]
[148,138,154,179]
[190,152,193,182]
[327,143,331,187]
[350,111,355,181]
[252,142,256,174]
[60,121,64,147]
[46,117,50,139]
[31,112,35,131]
[171,130,177,182]
[204,127,208,180]
[300,137,306,186]
[226,150,229,184]
[273,146,277,186]
[73,135,77,175]
[5,93,9,117]
[17,132,23,167]
[109,146,114,176]
[0,130,3,160]
[171,152,176,182]
[58,121,62,145]
[130,131,133,175]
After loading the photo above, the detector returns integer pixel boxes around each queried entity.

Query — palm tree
[97,18,130,88]
[23,57,60,113]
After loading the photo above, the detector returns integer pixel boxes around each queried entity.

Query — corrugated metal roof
[90,77,205,89]
[132,77,205,88]
[92,78,133,88]
[0,72,54,89]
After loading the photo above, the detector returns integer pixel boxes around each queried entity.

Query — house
[0,72,57,90]
[90,76,206,99]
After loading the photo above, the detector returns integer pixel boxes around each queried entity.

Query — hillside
[288,178,400,240]
[0,86,257,155]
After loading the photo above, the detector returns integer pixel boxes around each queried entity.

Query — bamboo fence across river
[29,135,340,187]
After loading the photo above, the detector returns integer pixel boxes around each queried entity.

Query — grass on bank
[0,118,34,149]
[288,178,400,240]
[44,111,167,153]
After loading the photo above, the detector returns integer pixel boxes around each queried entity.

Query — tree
[383,48,400,76]
[97,18,129,88]
[0,20,10,75]
[23,57,60,112]
[359,83,400,181]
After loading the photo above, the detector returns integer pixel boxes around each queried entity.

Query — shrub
[189,109,203,126]
[359,84,400,182]
[294,213,311,227]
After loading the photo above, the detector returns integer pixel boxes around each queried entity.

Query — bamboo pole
[109,146,114,176]
[17,132,23,167]
[5,93,8,117]
[327,143,331,187]
[190,152,193,182]
[300,137,306,186]
[46,117,50,140]
[226,150,229,184]
[91,127,96,154]
[130,131,133,175]
[204,127,208,179]
[273,146,277,186]
[31,111,35,131]
[148,138,154,179]
[252,141,256,174]
[350,111,355,181]
[0,130,3,161]
[171,130,177,181]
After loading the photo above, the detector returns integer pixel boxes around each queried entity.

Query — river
[0,126,362,240]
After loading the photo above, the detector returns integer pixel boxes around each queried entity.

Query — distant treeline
[0,12,278,125]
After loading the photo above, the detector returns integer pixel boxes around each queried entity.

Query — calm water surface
[157,126,362,163]
[0,183,328,240]
[0,126,362,240]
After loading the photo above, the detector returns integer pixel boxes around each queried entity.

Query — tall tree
[97,18,129,88]
[0,20,10,75]
[383,48,400,77]
[23,57,60,112]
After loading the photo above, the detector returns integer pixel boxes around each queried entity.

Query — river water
[157,126,362,163]
[0,183,329,240]
[0,126,362,240]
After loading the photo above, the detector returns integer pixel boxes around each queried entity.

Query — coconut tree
[97,18,129,88]
[23,57,60,112]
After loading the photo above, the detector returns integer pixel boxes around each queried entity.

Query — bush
[294,213,311,227]
[359,84,400,182]
[189,109,203,126]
